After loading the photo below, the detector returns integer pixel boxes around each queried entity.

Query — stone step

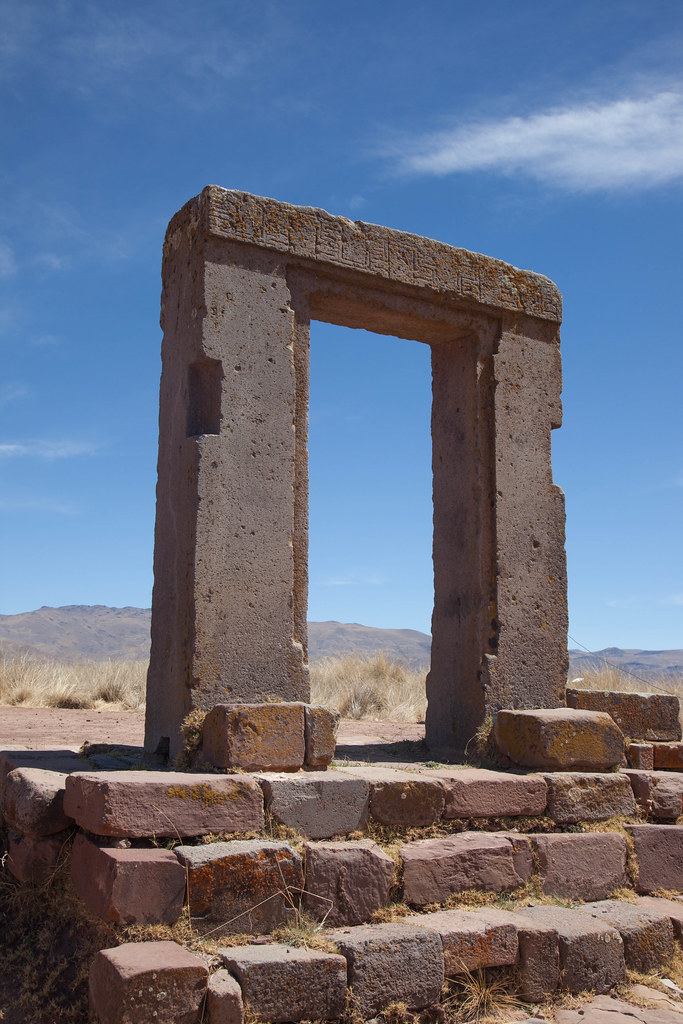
[90,894,682,1023]
[627,824,683,892]
[493,708,625,771]
[574,898,674,972]
[566,688,681,743]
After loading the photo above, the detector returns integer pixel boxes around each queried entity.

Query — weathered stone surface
[257,771,369,839]
[543,771,636,824]
[3,767,73,836]
[653,742,683,770]
[63,771,264,837]
[303,839,394,926]
[636,896,683,941]
[423,767,547,818]
[401,832,532,905]
[532,833,628,900]
[175,840,303,935]
[304,705,339,768]
[89,940,208,1024]
[493,708,625,770]
[625,769,683,819]
[627,824,683,892]
[521,906,625,994]
[328,921,444,1017]
[512,910,561,1001]
[345,766,445,825]
[409,907,518,972]
[555,993,683,1023]
[71,833,186,924]
[218,944,347,1023]
[206,969,244,1024]
[566,689,681,742]
[7,829,70,884]
[628,743,655,770]
[577,900,674,973]
[0,749,84,816]
[146,186,568,762]
[201,703,305,771]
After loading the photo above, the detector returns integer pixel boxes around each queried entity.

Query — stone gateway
[144,187,568,759]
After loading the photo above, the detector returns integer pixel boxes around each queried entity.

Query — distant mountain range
[0,605,680,680]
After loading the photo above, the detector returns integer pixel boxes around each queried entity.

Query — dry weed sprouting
[310,652,427,722]
[0,653,146,710]
[442,966,522,1022]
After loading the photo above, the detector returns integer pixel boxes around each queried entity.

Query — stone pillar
[426,316,567,758]
[145,212,309,758]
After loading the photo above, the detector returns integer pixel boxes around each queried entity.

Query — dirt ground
[0,706,426,760]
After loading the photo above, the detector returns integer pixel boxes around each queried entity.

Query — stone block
[3,767,73,836]
[653,742,683,770]
[627,824,683,892]
[636,896,683,941]
[0,749,84,816]
[201,703,305,771]
[409,907,518,972]
[63,771,264,838]
[493,708,624,770]
[532,833,628,901]
[89,940,208,1024]
[304,705,339,768]
[521,906,625,994]
[625,769,683,819]
[207,969,244,1024]
[327,921,443,1017]
[257,771,369,839]
[71,833,186,924]
[566,688,681,742]
[543,771,636,824]
[424,767,547,818]
[512,911,561,1001]
[7,829,70,884]
[576,899,674,972]
[218,944,346,1023]
[303,839,394,926]
[401,832,532,905]
[175,840,303,935]
[347,766,444,826]
[627,743,654,770]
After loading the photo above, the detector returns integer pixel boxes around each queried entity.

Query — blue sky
[0,0,681,652]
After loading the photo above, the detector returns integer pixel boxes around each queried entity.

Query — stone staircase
[3,688,683,1023]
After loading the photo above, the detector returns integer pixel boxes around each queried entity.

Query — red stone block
[63,770,264,838]
[207,969,244,1024]
[202,703,305,771]
[89,940,208,1024]
[493,708,625,771]
[3,767,73,836]
[175,839,303,935]
[71,833,186,924]
[652,742,683,770]
[360,766,445,826]
[218,944,346,1023]
[401,832,532,905]
[627,824,683,892]
[532,833,628,901]
[303,839,394,925]
[304,705,339,768]
[424,767,547,819]
[409,907,518,972]
[7,829,71,884]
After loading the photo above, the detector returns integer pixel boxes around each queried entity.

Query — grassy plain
[0,651,681,720]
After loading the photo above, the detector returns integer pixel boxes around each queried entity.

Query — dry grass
[571,665,683,700]
[0,653,146,710]
[310,652,427,722]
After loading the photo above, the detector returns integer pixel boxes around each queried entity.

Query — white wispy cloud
[662,594,683,607]
[321,570,386,587]
[606,595,638,609]
[0,439,98,459]
[393,89,683,192]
